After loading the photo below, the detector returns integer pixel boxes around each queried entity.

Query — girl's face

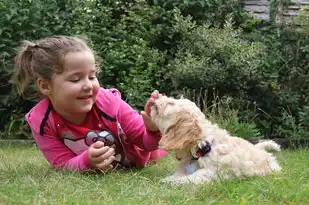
[42,51,100,124]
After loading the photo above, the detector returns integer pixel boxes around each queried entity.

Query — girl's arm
[117,99,161,151]
[31,127,91,171]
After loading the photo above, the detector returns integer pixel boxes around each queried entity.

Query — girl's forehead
[63,51,95,70]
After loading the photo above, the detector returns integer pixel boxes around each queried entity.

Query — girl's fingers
[100,147,115,161]
[96,156,115,170]
[91,147,115,164]
[90,145,109,158]
[145,90,162,115]
[141,111,159,132]
[92,141,105,149]
[151,90,159,98]
[151,90,162,99]
[144,98,154,115]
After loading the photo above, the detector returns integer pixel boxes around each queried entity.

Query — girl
[14,35,166,172]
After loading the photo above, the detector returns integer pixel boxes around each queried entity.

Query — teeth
[198,141,206,149]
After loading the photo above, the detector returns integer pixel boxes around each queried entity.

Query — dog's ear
[159,109,203,150]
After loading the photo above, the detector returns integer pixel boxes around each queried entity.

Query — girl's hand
[88,141,115,171]
[141,90,162,132]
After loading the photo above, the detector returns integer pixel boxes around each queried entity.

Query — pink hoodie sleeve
[30,123,91,171]
[116,99,162,151]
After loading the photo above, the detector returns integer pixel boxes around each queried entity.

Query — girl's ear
[37,77,51,96]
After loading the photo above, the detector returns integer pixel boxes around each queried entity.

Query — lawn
[1,145,309,205]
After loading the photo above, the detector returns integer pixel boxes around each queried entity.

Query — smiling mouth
[77,95,92,99]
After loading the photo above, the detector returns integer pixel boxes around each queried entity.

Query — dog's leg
[161,168,217,185]
[159,162,189,184]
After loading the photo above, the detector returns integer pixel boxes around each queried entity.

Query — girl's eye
[89,76,96,80]
[69,78,80,82]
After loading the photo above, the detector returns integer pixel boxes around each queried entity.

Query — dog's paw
[160,176,190,185]
[159,176,174,184]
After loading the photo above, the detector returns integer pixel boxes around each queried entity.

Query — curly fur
[150,96,281,185]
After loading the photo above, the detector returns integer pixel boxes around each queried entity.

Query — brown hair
[13,35,98,99]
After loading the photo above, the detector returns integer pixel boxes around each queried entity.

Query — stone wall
[244,0,309,22]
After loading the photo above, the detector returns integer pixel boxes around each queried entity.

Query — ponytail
[14,41,37,97]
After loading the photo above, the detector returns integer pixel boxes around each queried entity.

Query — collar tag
[185,163,196,174]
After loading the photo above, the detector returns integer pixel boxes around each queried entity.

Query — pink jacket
[25,88,164,171]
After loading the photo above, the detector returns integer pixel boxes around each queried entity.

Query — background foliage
[1,0,308,139]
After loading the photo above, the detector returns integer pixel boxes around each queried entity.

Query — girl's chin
[80,104,94,112]
[73,103,94,113]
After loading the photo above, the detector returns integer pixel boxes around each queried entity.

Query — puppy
[150,96,281,185]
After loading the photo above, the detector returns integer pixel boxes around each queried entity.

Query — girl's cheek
[93,83,100,93]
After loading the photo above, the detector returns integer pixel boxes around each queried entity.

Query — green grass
[1,145,309,205]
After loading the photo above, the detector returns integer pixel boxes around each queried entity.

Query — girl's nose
[82,78,93,90]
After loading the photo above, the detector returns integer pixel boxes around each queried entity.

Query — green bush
[167,11,265,93]
[153,0,245,27]
[1,0,309,140]
[68,1,168,108]
[182,88,262,139]
[0,0,75,138]
[243,7,309,138]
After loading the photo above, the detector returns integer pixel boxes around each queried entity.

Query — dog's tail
[254,140,281,152]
